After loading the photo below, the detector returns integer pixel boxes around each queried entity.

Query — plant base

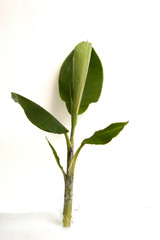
[62,173,74,227]
[63,198,73,227]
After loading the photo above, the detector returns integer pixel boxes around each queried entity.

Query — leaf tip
[125,121,129,125]
[11,92,18,102]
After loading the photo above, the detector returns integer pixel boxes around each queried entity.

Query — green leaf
[46,137,66,179]
[78,48,103,114]
[82,122,129,145]
[59,42,103,115]
[59,50,74,114]
[11,92,69,134]
[72,41,92,115]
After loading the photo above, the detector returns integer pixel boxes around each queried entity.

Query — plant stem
[63,132,74,227]
[63,170,74,227]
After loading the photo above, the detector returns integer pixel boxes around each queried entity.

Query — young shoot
[11,41,128,227]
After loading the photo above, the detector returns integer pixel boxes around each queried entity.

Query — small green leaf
[82,122,129,145]
[11,93,68,134]
[46,137,66,179]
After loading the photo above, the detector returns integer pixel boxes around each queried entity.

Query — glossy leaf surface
[11,93,68,134]
[59,42,103,115]
[82,122,129,145]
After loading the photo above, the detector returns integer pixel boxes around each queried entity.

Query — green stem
[62,142,85,227]
[64,133,70,155]
[63,131,74,227]
[63,104,79,227]
[63,170,74,227]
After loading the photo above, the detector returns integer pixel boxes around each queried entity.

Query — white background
[0,0,160,239]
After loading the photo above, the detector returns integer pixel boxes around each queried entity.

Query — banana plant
[11,41,128,227]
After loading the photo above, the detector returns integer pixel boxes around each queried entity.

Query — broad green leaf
[11,93,68,134]
[82,122,129,145]
[59,42,103,115]
[46,137,65,179]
